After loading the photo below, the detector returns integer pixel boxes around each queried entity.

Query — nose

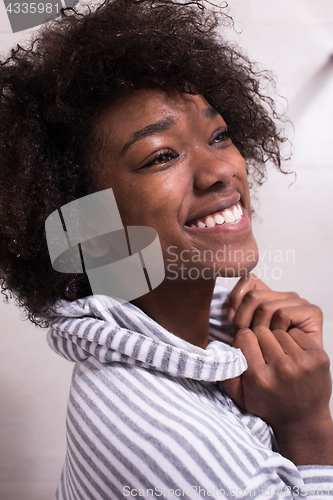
[192,147,238,191]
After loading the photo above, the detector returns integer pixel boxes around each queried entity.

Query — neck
[131,279,216,348]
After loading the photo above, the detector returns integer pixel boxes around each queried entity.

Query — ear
[81,234,110,258]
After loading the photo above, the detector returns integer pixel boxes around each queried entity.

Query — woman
[0,0,332,498]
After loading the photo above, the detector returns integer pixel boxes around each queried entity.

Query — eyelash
[210,129,230,144]
[141,129,230,169]
[143,149,178,168]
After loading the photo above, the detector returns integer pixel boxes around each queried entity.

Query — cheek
[238,168,251,203]
[238,161,249,183]
[110,183,174,227]
[112,173,187,226]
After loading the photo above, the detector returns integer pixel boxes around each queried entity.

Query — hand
[227,274,323,346]
[220,326,333,465]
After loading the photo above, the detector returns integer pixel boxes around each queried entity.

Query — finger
[270,304,323,347]
[228,273,269,321]
[234,291,301,331]
[271,328,304,356]
[219,376,244,409]
[250,298,308,330]
[233,327,268,367]
[287,327,323,351]
[251,325,286,363]
[277,329,331,385]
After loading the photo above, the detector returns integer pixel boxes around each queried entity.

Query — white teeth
[223,210,236,223]
[189,203,243,228]
[233,205,242,220]
[214,213,224,225]
[205,216,215,227]
[234,203,243,219]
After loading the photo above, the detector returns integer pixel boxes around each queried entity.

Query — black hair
[0,0,288,325]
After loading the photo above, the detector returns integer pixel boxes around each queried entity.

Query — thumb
[227,273,269,321]
[219,376,245,409]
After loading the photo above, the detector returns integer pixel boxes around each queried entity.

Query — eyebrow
[121,117,176,154]
[202,107,219,120]
[120,107,220,155]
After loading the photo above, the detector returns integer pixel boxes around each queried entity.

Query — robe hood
[47,281,247,382]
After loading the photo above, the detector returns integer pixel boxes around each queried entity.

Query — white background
[0,1,333,498]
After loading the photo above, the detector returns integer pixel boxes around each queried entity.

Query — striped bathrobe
[47,281,333,499]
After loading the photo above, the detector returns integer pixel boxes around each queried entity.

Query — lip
[185,193,241,226]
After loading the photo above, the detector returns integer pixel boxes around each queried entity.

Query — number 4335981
[5,3,59,14]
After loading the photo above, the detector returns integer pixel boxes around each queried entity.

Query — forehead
[95,89,220,148]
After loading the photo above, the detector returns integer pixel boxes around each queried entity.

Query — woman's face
[93,89,258,280]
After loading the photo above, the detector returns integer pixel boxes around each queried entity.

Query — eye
[210,129,231,146]
[142,149,178,168]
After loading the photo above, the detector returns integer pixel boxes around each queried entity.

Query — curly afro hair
[0,0,288,325]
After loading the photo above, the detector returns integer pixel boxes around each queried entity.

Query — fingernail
[227,307,235,321]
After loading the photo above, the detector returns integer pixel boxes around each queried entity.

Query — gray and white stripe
[47,281,333,499]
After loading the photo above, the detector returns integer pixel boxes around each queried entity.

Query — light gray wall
[221,0,333,397]
[0,1,332,498]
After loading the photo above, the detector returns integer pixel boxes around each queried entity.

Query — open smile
[186,202,243,228]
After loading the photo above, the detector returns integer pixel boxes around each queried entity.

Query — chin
[219,241,259,278]
[220,262,257,279]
